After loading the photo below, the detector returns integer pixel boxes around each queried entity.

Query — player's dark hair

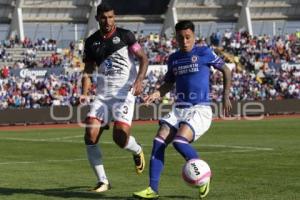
[97,2,114,15]
[175,20,195,32]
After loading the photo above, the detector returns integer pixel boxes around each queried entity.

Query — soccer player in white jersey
[80,3,148,192]
[133,20,232,199]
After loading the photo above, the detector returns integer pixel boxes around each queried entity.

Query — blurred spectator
[1,66,9,78]
[0,31,300,109]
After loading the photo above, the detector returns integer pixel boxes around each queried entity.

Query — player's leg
[133,107,179,199]
[172,105,212,161]
[172,105,212,198]
[172,123,199,160]
[85,117,111,192]
[149,123,177,193]
[85,100,111,192]
[133,123,177,199]
[173,124,210,199]
[112,94,145,174]
[113,121,145,174]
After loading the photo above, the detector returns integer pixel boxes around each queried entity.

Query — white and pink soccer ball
[182,159,212,187]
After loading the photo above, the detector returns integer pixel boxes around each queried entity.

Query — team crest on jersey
[112,36,121,44]
[191,55,198,63]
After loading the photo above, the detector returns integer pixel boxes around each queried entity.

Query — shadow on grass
[0,186,195,199]
[0,186,136,199]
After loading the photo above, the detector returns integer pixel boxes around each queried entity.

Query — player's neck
[180,46,195,53]
[101,26,116,39]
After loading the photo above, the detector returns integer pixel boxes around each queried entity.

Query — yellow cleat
[133,187,159,199]
[133,150,145,174]
[199,180,210,199]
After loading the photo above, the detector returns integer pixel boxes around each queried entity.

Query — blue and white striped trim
[173,136,189,144]
[154,136,166,144]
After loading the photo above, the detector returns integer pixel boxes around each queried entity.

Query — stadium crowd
[0,30,300,109]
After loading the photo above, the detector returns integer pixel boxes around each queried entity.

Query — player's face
[176,29,195,52]
[97,10,116,33]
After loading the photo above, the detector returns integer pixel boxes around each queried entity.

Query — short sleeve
[124,30,137,47]
[205,47,224,69]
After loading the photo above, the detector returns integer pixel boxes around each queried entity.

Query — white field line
[0,149,261,166]
[200,144,274,151]
[2,137,83,144]
[0,137,274,165]
[2,136,274,151]
[0,158,86,165]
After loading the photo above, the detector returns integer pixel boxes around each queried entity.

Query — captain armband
[129,42,142,53]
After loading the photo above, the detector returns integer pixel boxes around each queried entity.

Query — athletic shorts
[159,104,212,141]
[87,93,135,126]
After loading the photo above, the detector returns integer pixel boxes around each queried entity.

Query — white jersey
[84,27,138,99]
[96,46,137,98]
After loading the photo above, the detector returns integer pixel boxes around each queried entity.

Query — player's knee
[84,117,101,145]
[84,128,100,145]
[157,124,170,137]
[157,123,176,144]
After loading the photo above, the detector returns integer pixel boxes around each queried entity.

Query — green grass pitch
[0,118,299,200]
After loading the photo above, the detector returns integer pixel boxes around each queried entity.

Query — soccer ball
[182,159,211,187]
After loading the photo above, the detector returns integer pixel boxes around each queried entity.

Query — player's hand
[222,96,232,116]
[79,95,89,105]
[143,91,161,105]
[131,80,143,96]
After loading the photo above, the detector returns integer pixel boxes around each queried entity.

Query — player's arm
[131,46,148,96]
[217,64,232,115]
[126,29,149,96]
[80,61,96,103]
[207,47,232,115]
[80,38,96,103]
[143,82,174,105]
[82,61,95,95]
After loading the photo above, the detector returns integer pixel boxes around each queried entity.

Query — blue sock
[173,136,199,161]
[149,137,166,193]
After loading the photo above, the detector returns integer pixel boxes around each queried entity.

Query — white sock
[124,136,142,155]
[86,145,108,184]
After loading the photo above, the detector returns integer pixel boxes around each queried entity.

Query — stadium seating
[0,0,299,110]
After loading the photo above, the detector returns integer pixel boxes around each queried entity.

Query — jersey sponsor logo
[104,59,113,75]
[102,58,123,76]
[104,59,113,69]
[175,63,199,75]
[112,36,121,44]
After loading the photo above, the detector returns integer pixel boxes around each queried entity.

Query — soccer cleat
[89,181,111,193]
[199,180,210,199]
[133,187,159,199]
[133,149,145,174]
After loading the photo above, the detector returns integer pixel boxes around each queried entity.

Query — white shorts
[159,104,212,141]
[87,93,135,126]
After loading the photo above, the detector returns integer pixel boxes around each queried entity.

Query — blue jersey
[165,45,224,105]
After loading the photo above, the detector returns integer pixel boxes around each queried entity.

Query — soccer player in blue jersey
[133,20,232,199]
